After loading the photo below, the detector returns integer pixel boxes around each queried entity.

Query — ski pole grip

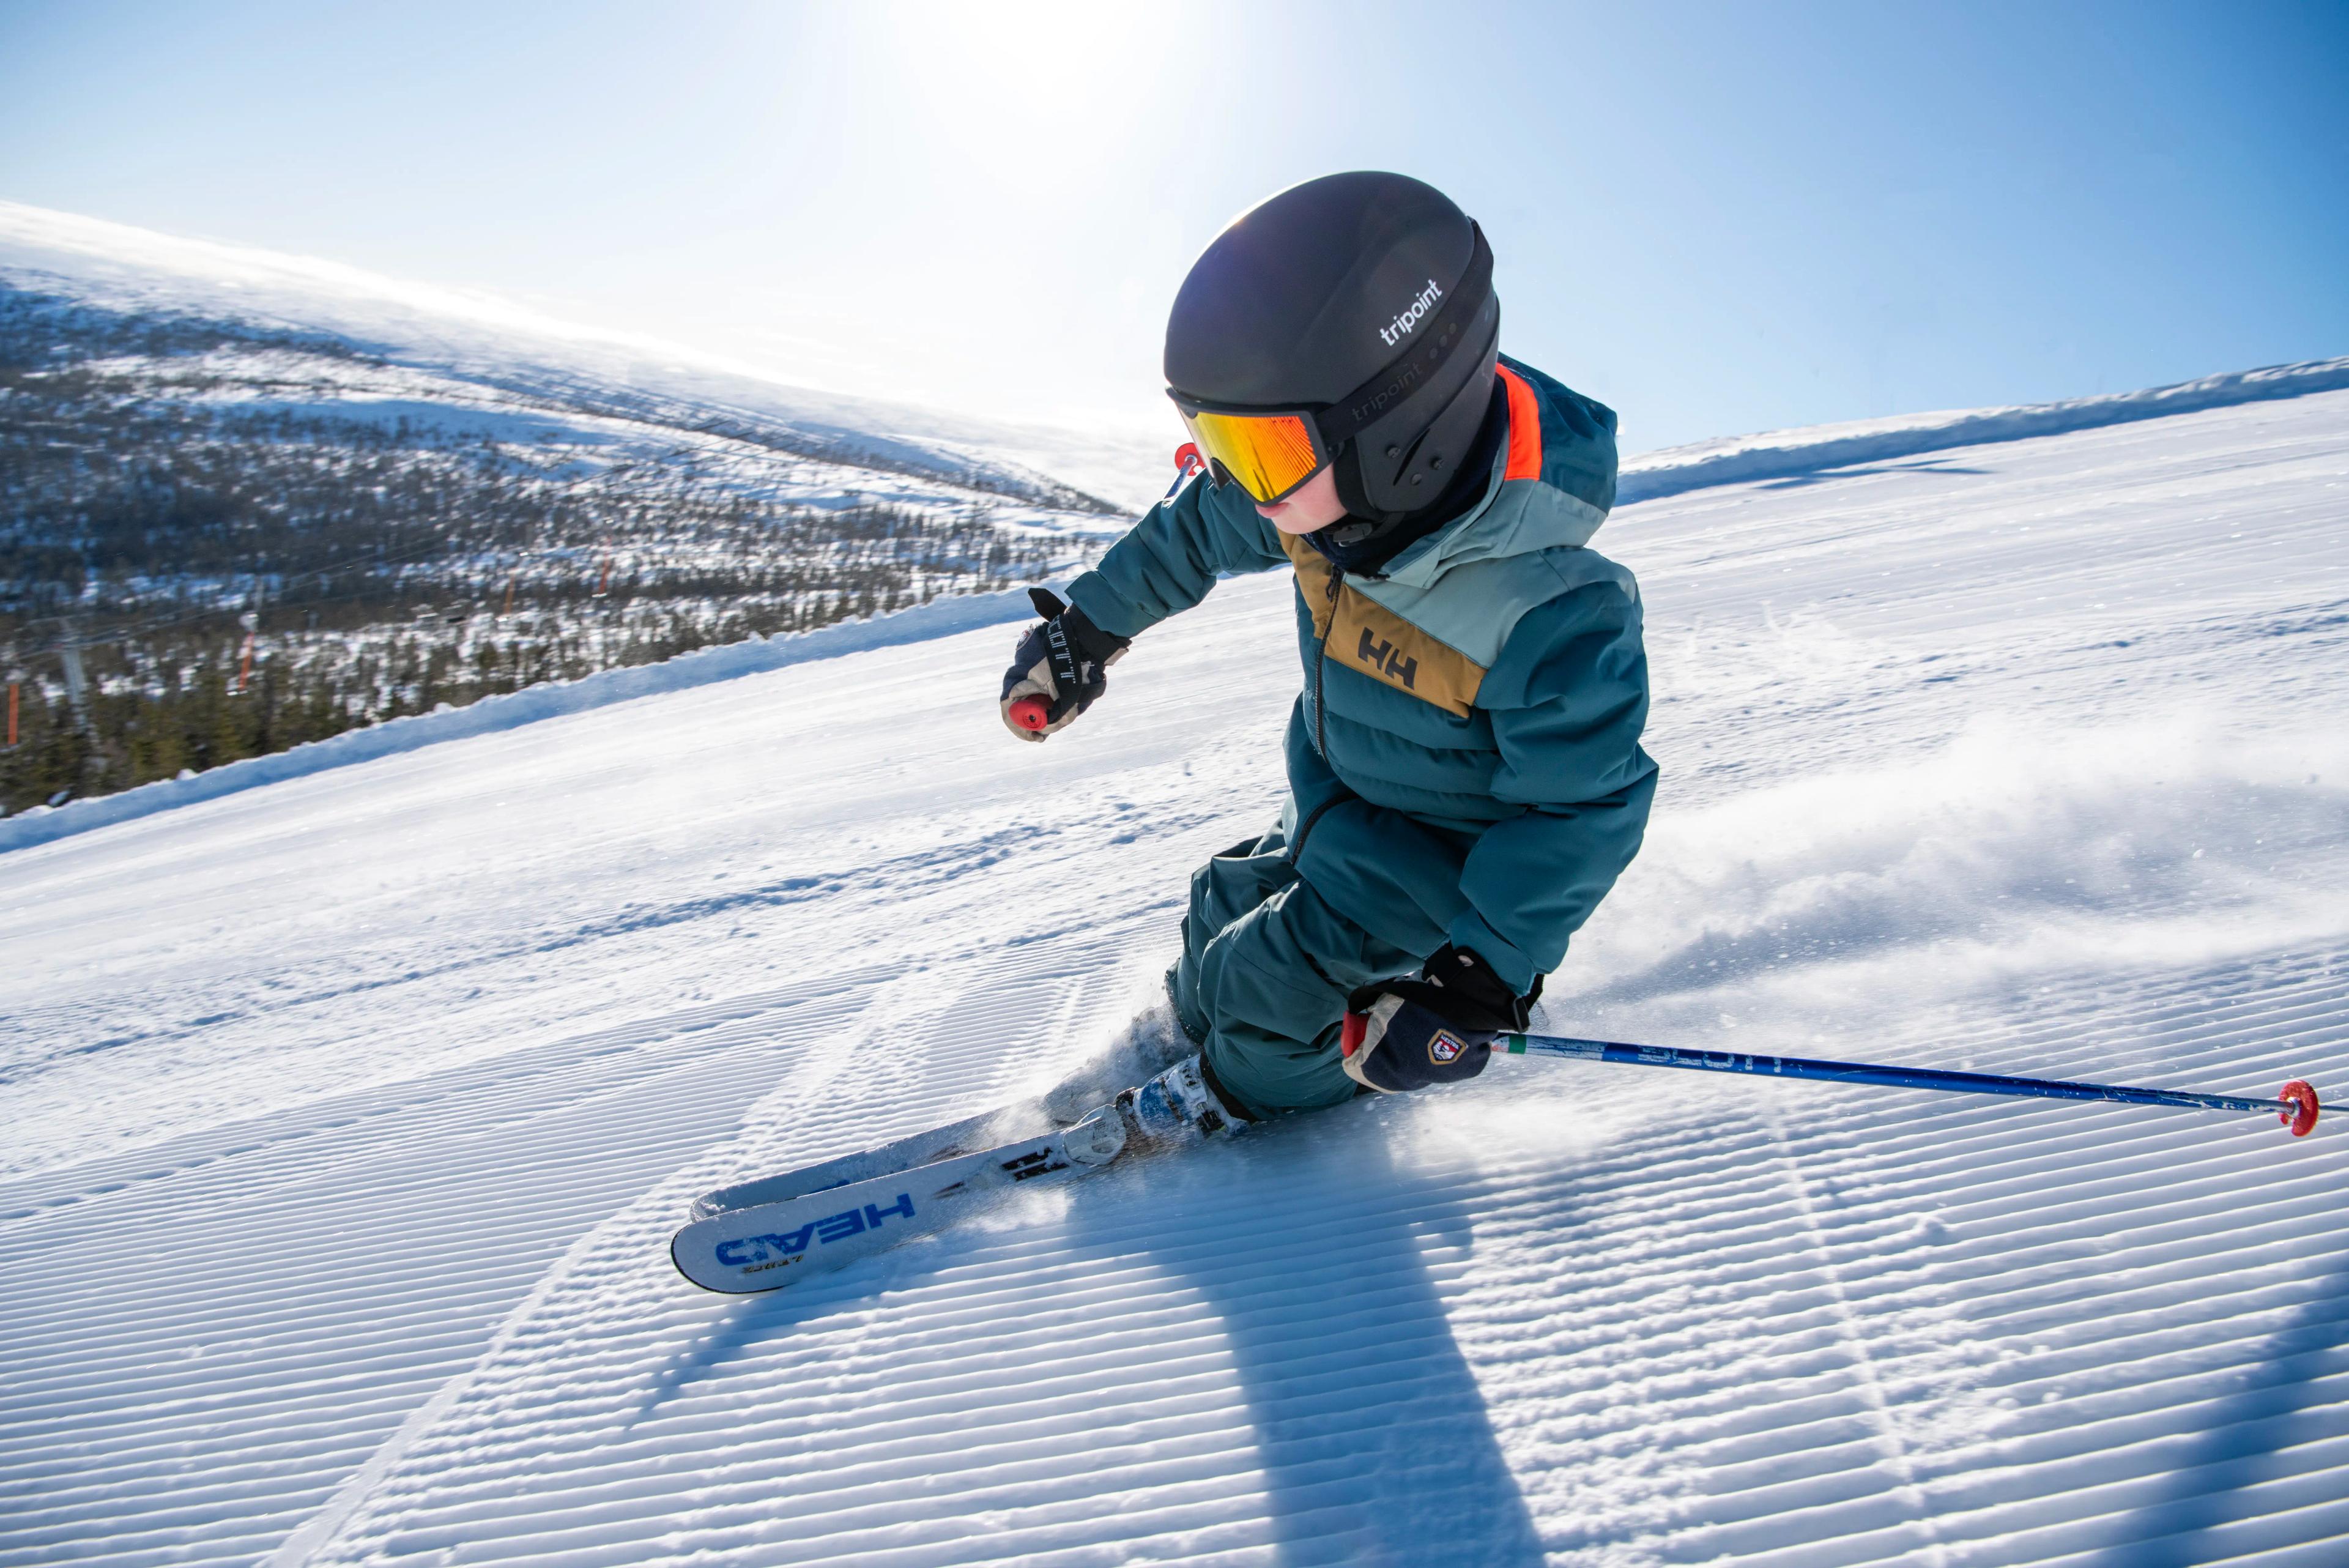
[1009,697,1052,732]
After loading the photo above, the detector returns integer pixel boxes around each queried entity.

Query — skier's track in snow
[0,811,1209,1094]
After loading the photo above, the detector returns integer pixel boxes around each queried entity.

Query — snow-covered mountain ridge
[5,363,2344,1564]
[1616,354,2349,503]
[0,200,1157,512]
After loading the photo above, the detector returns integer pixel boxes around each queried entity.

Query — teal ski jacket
[1066,355,1656,997]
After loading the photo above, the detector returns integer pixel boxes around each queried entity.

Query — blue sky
[4,0,2343,454]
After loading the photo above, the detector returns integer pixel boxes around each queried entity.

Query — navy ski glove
[1000,587,1129,742]
[1340,945,1539,1094]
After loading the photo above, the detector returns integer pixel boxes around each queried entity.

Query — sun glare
[888,1,1173,166]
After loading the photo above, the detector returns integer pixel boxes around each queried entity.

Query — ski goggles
[1165,396,1332,505]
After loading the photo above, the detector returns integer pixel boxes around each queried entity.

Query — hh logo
[1356,628,1419,689]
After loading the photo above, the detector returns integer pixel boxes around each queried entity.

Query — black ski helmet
[1165,171,1501,524]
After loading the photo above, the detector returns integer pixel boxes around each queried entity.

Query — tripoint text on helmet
[1378,278,1444,346]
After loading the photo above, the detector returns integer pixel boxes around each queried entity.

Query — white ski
[670,1111,1127,1294]
[689,1104,1038,1221]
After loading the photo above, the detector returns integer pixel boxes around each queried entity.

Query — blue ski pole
[1498,1033,2321,1137]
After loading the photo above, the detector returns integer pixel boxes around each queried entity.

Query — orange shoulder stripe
[1496,363,1542,482]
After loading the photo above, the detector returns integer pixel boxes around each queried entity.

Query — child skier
[1000,171,1656,1145]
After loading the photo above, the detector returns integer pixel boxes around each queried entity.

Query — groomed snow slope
[5,386,2347,1566]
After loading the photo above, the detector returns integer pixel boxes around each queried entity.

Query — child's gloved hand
[1000,587,1129,742]
[1341,945,1537,1093]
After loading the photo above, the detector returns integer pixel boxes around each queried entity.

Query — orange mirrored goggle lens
[1178,408,1323,503]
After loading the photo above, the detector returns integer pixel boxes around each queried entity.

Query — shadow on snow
[1073,1106,1549,1567]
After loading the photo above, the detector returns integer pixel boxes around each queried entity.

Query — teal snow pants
[1170,817,1423,1120]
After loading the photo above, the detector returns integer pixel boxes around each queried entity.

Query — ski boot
[1111,1051,1253,1148]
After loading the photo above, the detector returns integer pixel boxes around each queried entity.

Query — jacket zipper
[1314,570,1341,756]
